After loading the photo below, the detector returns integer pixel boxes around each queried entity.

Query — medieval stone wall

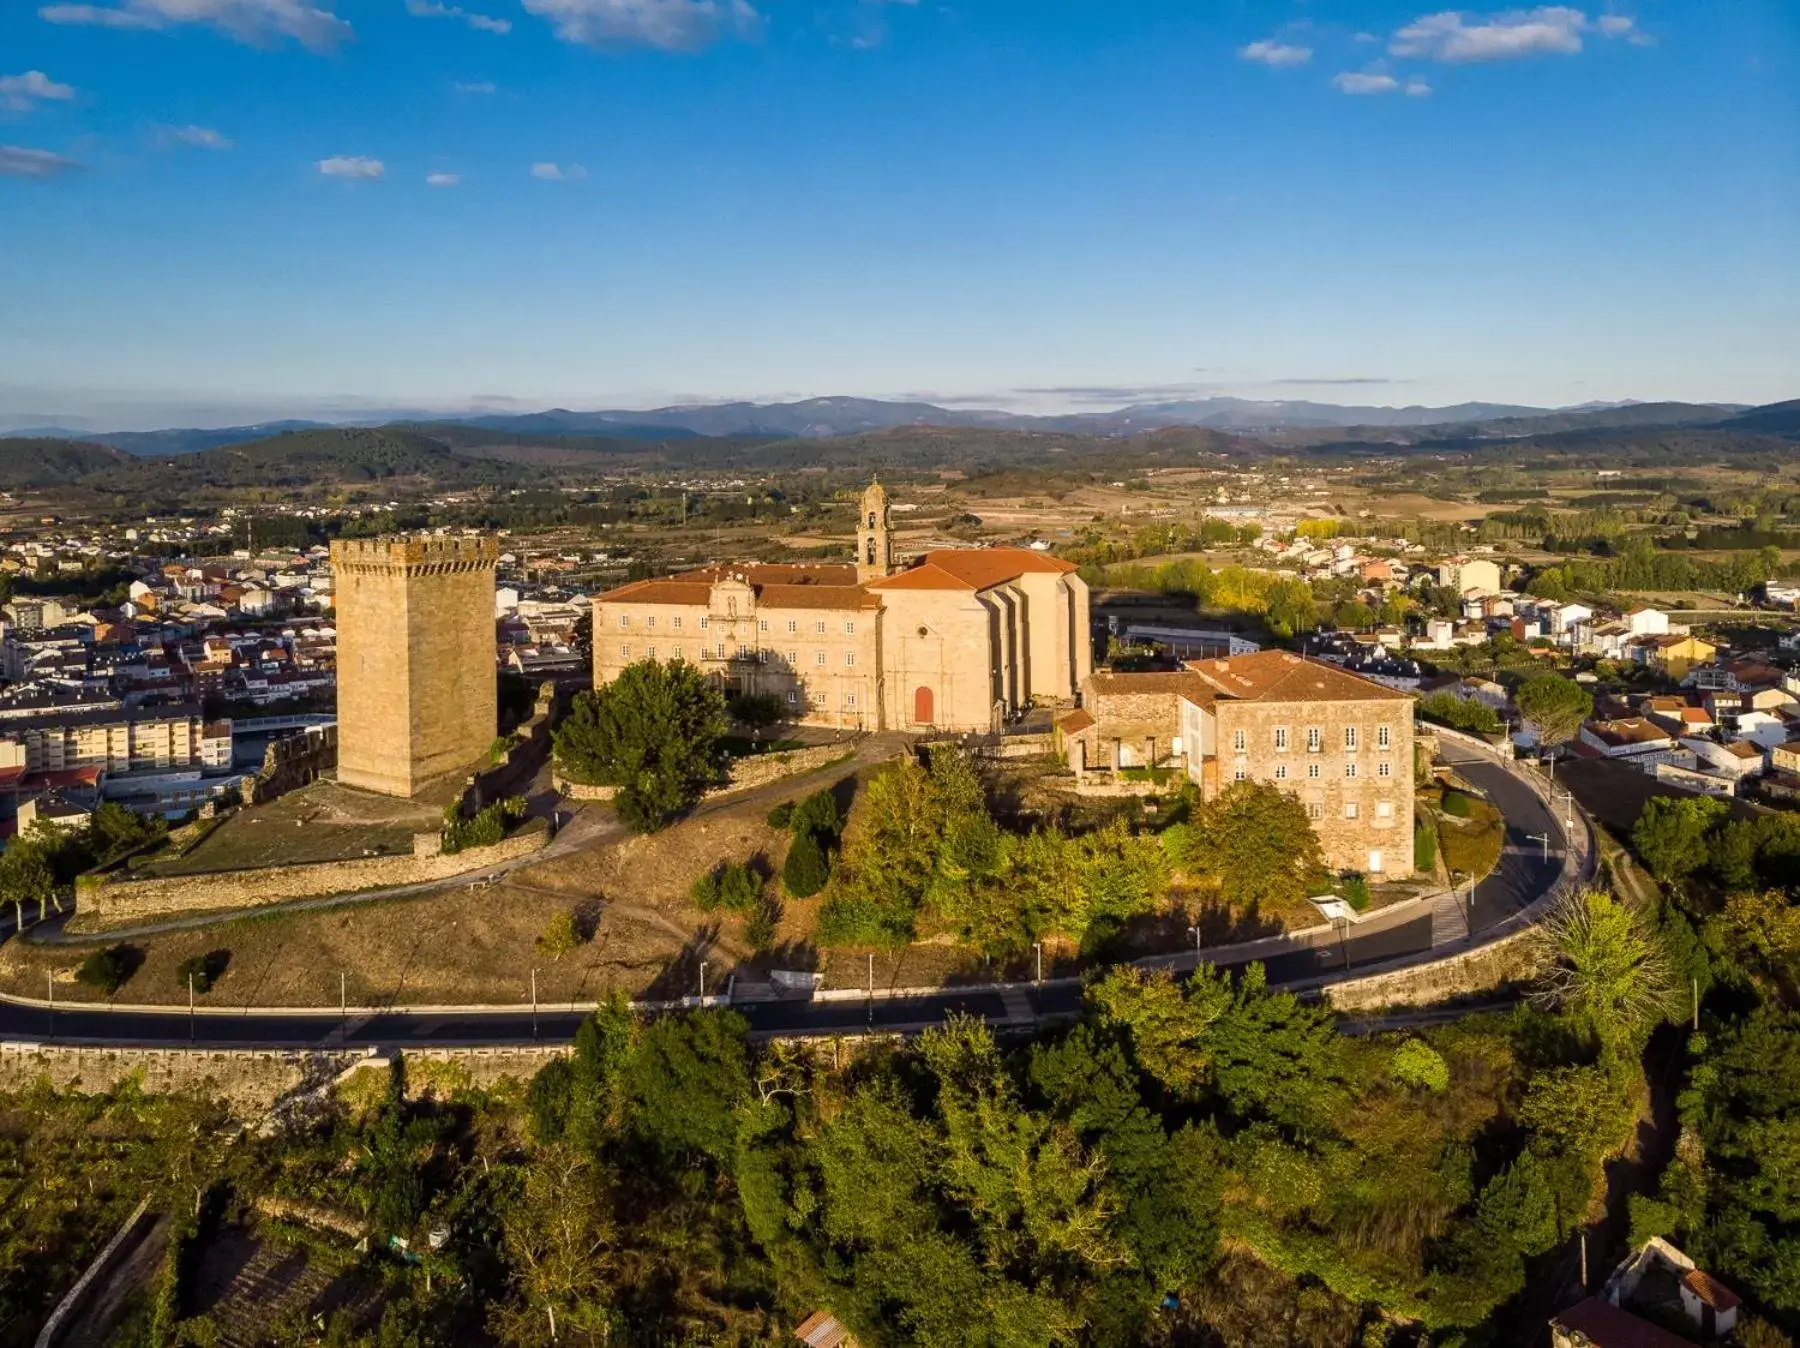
[77,828,544,925]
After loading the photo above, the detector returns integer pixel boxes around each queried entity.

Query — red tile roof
[866,548,1075,592]
[1551,1297,1692,1348]
[1183,651,1410,704]
[1682,1268,1742,1311]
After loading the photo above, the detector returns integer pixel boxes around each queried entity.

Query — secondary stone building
[332,534,500,798]
[1065,651,1415,878]
[591,481,1093,732]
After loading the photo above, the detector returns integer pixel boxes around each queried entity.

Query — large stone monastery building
[591,482,1093,731]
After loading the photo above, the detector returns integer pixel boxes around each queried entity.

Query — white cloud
[406,0,510,35]
[160,123,233,149]
[1405,77,1433,95]
[522,0,760,50]
[452,79,496,93]
[1333,70,1401,94]
[530,161,587,180]
[39,0,351,51]
[318,155,384,178]
[0,70,76,111]
[1597,13,1631,36]
[1239,39,1312,68]
[0,144,82,178]
[426,171,460,186]
[1391,7,1589,62]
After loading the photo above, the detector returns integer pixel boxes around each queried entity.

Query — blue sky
[1,0,1796,428]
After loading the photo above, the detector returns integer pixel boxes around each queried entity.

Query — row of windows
[1304,800,1396,821]
[1244,725,1395,753]
[1235,760,1395,782]
[619,645,858,669]
[782,689,860,710]
[618,613,855,636]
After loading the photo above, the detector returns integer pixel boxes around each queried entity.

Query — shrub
[1415,819,1439,873]
[537,910,583,959]
[175,951,227,995]
[442,795,528,854]
[789,788,842,843]
[745,895,781,952]
[1442,790,1475,819]
[691,862,761,913]
[77,944,139,995]
[1392,1039,1450,1093]
[766,801,793,830]
[1339,874,1372,912]
[783,829,831,899]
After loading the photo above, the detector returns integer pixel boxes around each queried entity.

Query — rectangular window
[1274,764,1288,780]
[1345,726,1359,751]
[672,615,683,629]
[815,651,826,667]
[1307,726,1322,752]
[1345,762,1359,779]
[1376,800,1394,819]
[1306,802,1324,820]
[785,690,799,705]
[787,619,797,634]
[844,652,856,668]
[698,616,709,630]
[844,692,858,710]
[758,619,769,633]
[646,645,656,659]
[619,643,630,658]
[618,615,629,629]
[815,620,826,634]
[1344,801,1360,820]
[1307,762,1321,780]
[845,621,856,635]
[1233,765,1248,781]
[1274,727,1289,751]
[1378,761,1392,778]
[1233,728,1247,753]
[787,650,798,667]
[645,616,656,629]
[1377,725,1391,750]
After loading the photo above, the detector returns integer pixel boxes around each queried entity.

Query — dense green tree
[1514,673,1594,750]
[1165,780,1327,910]
[1634,794,1730,886]
[782,828,830,898]
[626,1008,751,1165]
[1528,888,1676,1051]
[552,659,727,831]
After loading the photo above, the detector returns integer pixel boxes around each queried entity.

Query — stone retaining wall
[0,1041,569,1115]
[1322,925,1544,1013]
[77,829,545,925]
[718,741,857,794]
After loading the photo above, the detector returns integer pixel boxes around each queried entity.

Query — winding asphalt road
[0,744,1568,1050]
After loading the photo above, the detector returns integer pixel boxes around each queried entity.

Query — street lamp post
[1186,924,1203,966]
[1033,943,1043,987]
[1528,831,1551,861]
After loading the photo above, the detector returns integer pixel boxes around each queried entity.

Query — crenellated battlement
[329,534,500,576]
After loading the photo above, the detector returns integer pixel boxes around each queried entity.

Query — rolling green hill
[0,437,137,488]
[93,427,514,490]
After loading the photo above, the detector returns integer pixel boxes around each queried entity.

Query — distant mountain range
[3,394,1759,454]
[1,396,1795,494]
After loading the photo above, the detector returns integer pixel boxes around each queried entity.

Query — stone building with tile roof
[590,480,1093,731]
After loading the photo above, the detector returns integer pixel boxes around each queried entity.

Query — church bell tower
[856,478,894,583]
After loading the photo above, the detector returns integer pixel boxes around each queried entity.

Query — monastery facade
[590,482,1093,731]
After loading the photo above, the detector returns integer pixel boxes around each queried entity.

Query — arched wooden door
[913,685,934,726]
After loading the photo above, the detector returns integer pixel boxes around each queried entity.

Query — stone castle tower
[856,479,893,583]
[330,533,499,797]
